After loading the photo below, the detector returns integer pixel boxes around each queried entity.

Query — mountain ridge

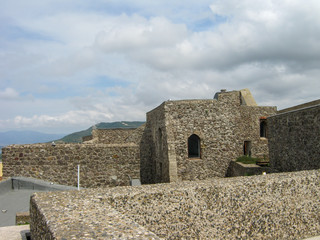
[0,130,66,146]
[0,121,145,147]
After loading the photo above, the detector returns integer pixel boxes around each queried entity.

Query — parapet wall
[84,125,145,145]
[2,143,140,188]
[30,169,320,239]
[91,128,136,144]
[268,104,320,172]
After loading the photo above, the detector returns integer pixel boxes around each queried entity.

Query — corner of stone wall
[30,194,55,240]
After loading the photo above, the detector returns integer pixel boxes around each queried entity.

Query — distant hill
[57,121,145,143]
[0,131,66,147]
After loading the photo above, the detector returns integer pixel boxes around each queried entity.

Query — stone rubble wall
[16,212,30,225]
[2,143,140,188]
[30,169,320,239]
[239,106,277,159]
[90,128,137,144]
[164,98,240,181]
[268,104,320,172]
[141,90,277,184]
[226,161,277,177]
[141,103,170,184]
[84,125,145,145]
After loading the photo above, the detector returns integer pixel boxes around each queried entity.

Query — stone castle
[3,89,277,187]
[140,88,276,184]
[2,88,320,239]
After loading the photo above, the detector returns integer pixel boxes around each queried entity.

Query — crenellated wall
[2,143,140,188]
[268,104,320,172]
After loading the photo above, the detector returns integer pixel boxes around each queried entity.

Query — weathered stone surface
[30,170,320,240]
[16,212,30,225]
[226,161,277,177]
[88,126,144,144]
[2,143,140,188]
[268,104,320,172]
[141,90,277,184]
[2,89,277,187]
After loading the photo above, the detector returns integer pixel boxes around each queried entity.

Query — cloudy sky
[1,0,319,134]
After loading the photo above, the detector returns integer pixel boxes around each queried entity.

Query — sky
[1,0,319,134]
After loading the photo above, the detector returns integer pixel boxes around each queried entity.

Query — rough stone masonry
[30,169,320,239]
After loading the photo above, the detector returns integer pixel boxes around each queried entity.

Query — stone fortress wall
[87,126,145,144]
[3,124,145,187]
[268,103,320,172]
[3,89,319,189]
[141,89,277,184]
[3,89,276,187]
[2,88,320,239]
[2,143,140,188]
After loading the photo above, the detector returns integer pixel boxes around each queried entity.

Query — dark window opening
[158,128,163,152]
[260,119,267,138]
[243,141,252,156]
[188,134,201,158]
[159,162,163,175]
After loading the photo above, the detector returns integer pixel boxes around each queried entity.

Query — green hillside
[56,121,145,143]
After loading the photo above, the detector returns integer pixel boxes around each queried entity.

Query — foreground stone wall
[30,169,320,239]
[2,143,140,188]
[268,104,320,172]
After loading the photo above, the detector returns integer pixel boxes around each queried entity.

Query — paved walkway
[0,189,36,227]
[0,225,30,240]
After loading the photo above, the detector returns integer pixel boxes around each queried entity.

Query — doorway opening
[243,141,252,156]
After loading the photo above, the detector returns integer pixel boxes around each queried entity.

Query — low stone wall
[2,143,140,188]
[268,104,320,172]
[226,161,276,177]
[16,212,30,225]
[30,169,320,239]
[91,128,137,144]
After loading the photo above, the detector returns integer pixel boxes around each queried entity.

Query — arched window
[188,134,201,158]
[260,119,267,138]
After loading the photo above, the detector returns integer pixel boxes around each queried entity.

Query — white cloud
[0,88,20,100]
[1,0,320,133]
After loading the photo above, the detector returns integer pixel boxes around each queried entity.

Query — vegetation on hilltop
[56,121,145,143]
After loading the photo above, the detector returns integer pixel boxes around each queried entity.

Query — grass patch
[236,155,261,164]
